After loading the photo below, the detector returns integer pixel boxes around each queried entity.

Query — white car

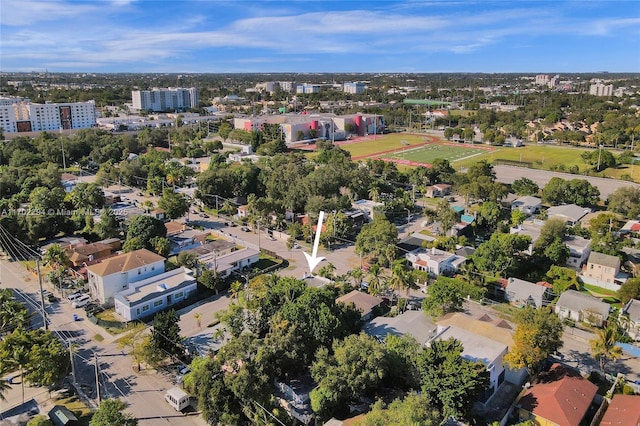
[67,292,82,302]
[72,294,91,308]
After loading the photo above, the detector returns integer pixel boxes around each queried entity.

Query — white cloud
[0,0,99,26]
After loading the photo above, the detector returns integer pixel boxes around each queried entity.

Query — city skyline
[1,0,639,73]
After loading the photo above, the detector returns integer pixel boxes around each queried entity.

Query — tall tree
[151,309,183,360]
[355,216,398,266]
[359,393,442,426]
[590,321,623,374]
[124,215,166,250]
[504,306,564,374]
[311,333,388,421]
[157,188,190,219]
[91,399,137,426]
[417,338,489,420]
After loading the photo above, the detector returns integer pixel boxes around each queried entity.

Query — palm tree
[367,264,385,296]
[42,244,70,269]
[230,280,243,300]
[194,313,202,331]
[0,376,10,401]
[348,268,364,289]
[590,322,623,374]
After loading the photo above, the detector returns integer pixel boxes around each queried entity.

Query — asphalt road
[0,258,208,426]
[493,165,640,200]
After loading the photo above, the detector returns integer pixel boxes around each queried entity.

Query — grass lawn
[54,396,93,425]
[448,110,477,118]
[454,144,590,171]
[338,134,440,158]
[383,143,487,164]
[582,283,622,308]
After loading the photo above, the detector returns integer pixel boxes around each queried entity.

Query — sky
[1,0,639,73]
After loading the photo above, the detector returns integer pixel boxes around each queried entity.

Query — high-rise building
[296,84,320,94]
[343,82,366,94]
[589,83,613,97]
[535,75,549,86]
[131,87,198,112]
[0,97,96,133]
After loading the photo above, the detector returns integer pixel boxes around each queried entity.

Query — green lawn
[383,144,487,164]
[454,144,591,172]
[339,134,439,158]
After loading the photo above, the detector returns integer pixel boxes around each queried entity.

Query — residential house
[165,221,187,236]
[547,204,591,226]
[405,247,466,277]
[86,248,166,305]
[621,299,640,341]
[565,236,591,269]
[65,242,114,267]
[168,228,211,254]
[114,267,197,321]
[425,184,452,198]
[504,277,551,308]
[620,220,640,236]
[435,312,527,386]
[237,205,249,218]
[583,251,622,287]
[352,199,383,222]
[40,237,88,254]
[184,240,236,257]
[511,196,542,215]
[555,290,610,327]
[275,376,315,425]
[150,209,166,221]
[430,321,508,403]
[518,363,599,426]
[600,394,640,426]
[365,310,437,345]
[622,247,640,277]
[398,232,435,253]
[510,221,591,269]
[198,248,260,279]
[336,290,384,321]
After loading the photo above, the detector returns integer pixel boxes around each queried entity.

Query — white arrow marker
[303,210,326,274]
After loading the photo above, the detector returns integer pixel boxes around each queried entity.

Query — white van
[72,294,91,308]
[165,387,189,411]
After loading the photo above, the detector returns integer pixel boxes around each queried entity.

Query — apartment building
[131,87,198,112]
[343,82,365,94]
[0,97,96,133]
[589,83,613,97]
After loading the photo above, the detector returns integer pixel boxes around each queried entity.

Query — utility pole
[94,353,101,404]
[36,259,47,331]
[70,344,77,387]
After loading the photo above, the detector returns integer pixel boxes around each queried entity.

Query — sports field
[383,144,487,164]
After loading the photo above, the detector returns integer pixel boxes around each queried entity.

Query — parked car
[84,302,98,312]
[47,293,58,303]
[67,292,82,302]
[72,294,91,308]
[241,226,250,232]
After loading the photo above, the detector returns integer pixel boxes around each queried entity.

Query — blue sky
[1,0,639,73]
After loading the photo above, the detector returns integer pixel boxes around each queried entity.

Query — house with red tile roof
[518,363,599,426]
[600,394,640,426]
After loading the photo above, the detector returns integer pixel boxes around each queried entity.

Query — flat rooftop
[117,267,195,304]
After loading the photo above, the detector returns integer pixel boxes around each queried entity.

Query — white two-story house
[114,267,197,321]
[86,248,166,306]
[405,247,466,277]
